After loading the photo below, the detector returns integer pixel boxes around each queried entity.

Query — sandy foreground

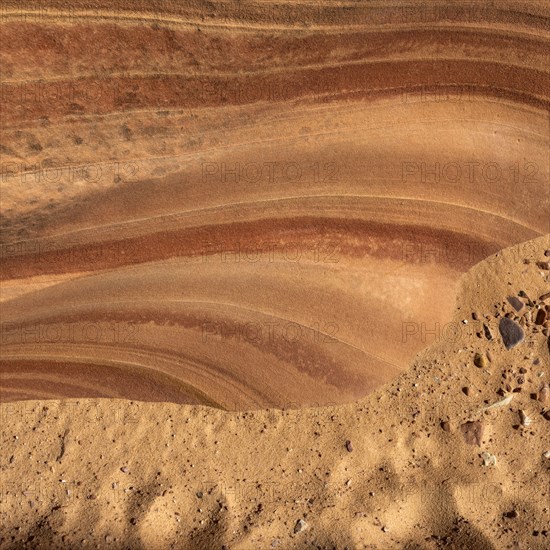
[1,237,549,548]
[1,0,550,548]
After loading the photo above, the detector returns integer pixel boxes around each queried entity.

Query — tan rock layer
[1,1,549,406]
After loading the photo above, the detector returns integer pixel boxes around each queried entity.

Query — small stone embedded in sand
[539,292,550,301]
[130,518,137,525]
[507,296,524,311]
[499,318,524,350]
[485,394,514,411]
[543,451,550,459]
[481,451,496,466]
[460,420,484,446]
[535,261,550,270]
[535,308,547,325]
[440,421,451,432]
[518,410,531,426]
[294,519,307,534]
[542,410,550,421]
[120,467,129,473]
[345,440,353,452]
[474,353,487,368]
[462,387,471,396]
[538,385,549,404]
[504,510,519,519]
[483,323,493,340]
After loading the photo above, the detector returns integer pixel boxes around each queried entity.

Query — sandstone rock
[460,421,484,446]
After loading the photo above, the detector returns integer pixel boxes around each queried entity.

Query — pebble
[294,519,307,534]
[499,318,525,350]
[507,296,524,311]
[535,309,547,325]
[440,421,451,432]
[504,510,519,519]
[543,451,550,459]
[345,440,353,452]
[460,420,484,446]
[483,324,493,340]
[519,410,532,426]
[474,353,487,368]
[485,395,514,411]
[120,467,129,473]
[538,385,549,404]
[481,452,496,466]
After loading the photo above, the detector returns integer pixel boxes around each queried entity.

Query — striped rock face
[1,1,549,408]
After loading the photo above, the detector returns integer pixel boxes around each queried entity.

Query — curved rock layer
[1,1,549,407]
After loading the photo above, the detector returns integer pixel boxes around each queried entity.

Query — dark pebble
[499,317,525,350]
[535,309,547,325]
[345,440,353,452]
[507,296,524,311]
